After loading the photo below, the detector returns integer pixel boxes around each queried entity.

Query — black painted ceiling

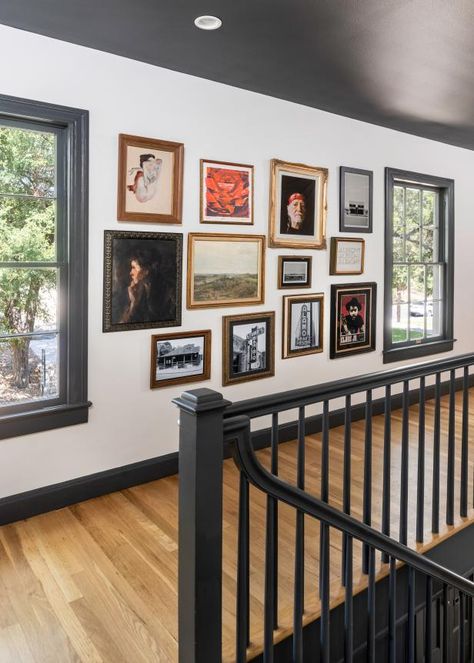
[1,0,474,150]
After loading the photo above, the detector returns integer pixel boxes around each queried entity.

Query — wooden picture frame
[150,330,211,389]
[269,159,328,249]
[329,237,365,275]
[339,166,373,233]
[117,133,184,224]
[200,159,254,225]
[282,293,324,359]
[103,230,182,332]
[222,311,275,386]
[278,255,312,289]
[330,283,377,358]
[187,233,265,309]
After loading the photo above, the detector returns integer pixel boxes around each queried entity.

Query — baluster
[407,567,415,663]
[389,557,397,663]
[363,390,373,574]
[320,401,330,597]
[443,585,449,663]
[460,592,465,663]
[400,380,410,546]
[417,376,426,543]
[271,412,278,627]
[382,384,391,564]
[263,413,279,661]
[426,576,433,663]
[461,366,469,518]
[236,473,249,663]
[367,546,376,663]
[320,522,330,663]
[447,370,456,526]
[344,536,353,663]
[432,373,441,534]
[342,394,352,583]
[293,406,305,663]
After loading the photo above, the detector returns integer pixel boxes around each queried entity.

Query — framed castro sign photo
[330,283,376,358]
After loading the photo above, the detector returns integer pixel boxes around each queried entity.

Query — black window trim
[0,93,90,439]
[383,167,455,364]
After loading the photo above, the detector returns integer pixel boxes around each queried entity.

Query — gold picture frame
[200,159,254,225]
[329,237,365,275]
[222,311,275,386]
[282,293,324,359]
[117,133,184,224]
[187,233,265,309]
[268,159,328,249]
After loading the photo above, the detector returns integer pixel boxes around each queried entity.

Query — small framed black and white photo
[282,293,324,359]
[340,167,373,233]
[150,330,211,388]
[278,255,312,289]
[222,311,275,386]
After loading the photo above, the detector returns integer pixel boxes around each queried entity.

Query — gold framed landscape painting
[269,159,328,249]
[117,133,184,223]
[200,159,254,225]
[187,233,265,308]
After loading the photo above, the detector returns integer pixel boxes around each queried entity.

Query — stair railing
[174,352,474,663]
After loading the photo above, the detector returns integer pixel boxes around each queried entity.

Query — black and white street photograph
[340,167,373,233]
[223,312,275,385]
[150,330,211,388]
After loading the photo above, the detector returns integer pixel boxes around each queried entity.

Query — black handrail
[226,414,474,598]
[226,351,474,419]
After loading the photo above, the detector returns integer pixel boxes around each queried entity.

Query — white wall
[0,24,473,498]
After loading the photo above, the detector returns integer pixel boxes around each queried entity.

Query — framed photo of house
[150,330,211,389]
[339,167,373,233]
[330,283,377,358]
[200,159,254,225]
[103,230,182,332]
[222,311,275,386]
[268,159,328,249]
[187,233,265,309]
[282,293,324,359]
[117,133,184,224]
[278,256,312,289]
[329,237,365,275]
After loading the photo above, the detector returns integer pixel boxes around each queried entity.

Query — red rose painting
[201,160,254,224]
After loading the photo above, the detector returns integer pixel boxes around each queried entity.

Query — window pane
[421,226,437,262]
[392,303,408,343]
[0,333,59,404]
[409,303,424,340]
[0,197,56,262]
[426,300,442,337]
[410,265,425,303]
[405,188,421,231]
[425,264,442,299]
[0,126,56,198]
[393,186,405,227]
[0,268,58,335]
[422,190,438,227]
[392,265,408,303]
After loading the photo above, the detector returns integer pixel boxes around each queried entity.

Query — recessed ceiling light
[194,15,222,31]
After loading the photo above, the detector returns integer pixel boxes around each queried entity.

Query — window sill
[0,401,92,440]
[383,339,456,364]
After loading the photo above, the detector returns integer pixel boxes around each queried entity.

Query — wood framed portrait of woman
[117,134,184,224]
[103,230,182,332]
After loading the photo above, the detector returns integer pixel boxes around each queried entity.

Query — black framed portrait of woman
[103,230,182,332]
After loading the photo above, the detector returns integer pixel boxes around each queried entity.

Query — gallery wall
[0,24,473,498]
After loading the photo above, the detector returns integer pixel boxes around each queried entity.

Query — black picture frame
[278,255,312,289]
[340,166,373,233]
[330,283,377,358]
[103,230,182,332]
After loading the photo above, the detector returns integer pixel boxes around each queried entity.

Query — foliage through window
[0,95,88,439]
[384,169,454,363]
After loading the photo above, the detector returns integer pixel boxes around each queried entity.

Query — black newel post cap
[173,388,231,414]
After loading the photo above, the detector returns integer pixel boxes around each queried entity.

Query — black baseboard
[1,373,471,526]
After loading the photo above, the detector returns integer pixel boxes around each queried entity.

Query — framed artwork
[329,237,365,275]
[187,233,265,309]
[222,311,275,386]
[200,159,254,225]
[103,230,182,332]
[282,293,324,359]
[150,330,211,389]
[278,256,312,289]
[117,133,184,223]
[268,159,328,249]
[340,167,373,233]
[330,283,377,358]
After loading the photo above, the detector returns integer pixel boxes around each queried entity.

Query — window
[384,168,454,363]
[0,95,89,438]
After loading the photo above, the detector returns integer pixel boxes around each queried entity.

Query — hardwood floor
[0,388,473,662]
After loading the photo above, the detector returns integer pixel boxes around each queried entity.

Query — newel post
[173,388,231,663]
